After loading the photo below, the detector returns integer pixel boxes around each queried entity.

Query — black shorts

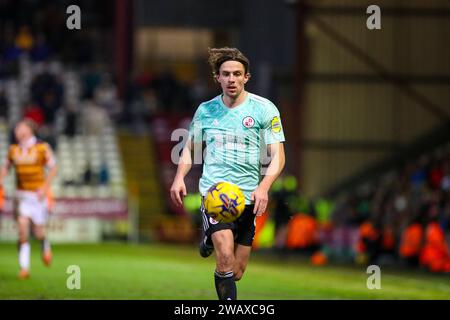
[201,203,256,247]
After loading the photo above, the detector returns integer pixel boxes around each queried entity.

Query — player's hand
[250,186,269,216]
[37,187,47,201]
[170,177,187,207]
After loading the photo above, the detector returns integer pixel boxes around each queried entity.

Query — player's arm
[251,142,285,216]
[38,143,58,200]
[0,147,13,187]
[0,164,9,186]
[0,151,11,213]
[170,138,194,207]
[39,164,58,198]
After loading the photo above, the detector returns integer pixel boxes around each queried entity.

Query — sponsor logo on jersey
[242,116,255,128]
[271,116,281,133]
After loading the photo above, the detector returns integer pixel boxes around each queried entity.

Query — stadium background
[0,0,449,299]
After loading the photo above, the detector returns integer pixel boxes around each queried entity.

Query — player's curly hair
[208,47,250,81]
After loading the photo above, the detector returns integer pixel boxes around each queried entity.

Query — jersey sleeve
[43,143,56,168]
[188,105,204,144]
[262,102,285,145]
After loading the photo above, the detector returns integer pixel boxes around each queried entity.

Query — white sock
[19,242,30,270]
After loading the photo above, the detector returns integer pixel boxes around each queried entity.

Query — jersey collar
[218,91,249,111]
[20,136,37,149]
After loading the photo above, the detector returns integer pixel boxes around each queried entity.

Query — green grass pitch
[0,242,449,299]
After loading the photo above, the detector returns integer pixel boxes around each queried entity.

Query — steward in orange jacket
[285,213,319,252]
[419,221,450,273]
[399,223,424,266]
[356,220,381,264]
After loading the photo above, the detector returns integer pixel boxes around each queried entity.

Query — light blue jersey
[189,92,285,204]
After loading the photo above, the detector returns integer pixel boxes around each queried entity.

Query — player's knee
[18,228,28,241]
[18,234,28,243]
[35,234,44,241]
[33,228,45,240]
[216,252,235,272]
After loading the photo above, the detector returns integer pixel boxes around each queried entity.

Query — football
[204,182,246,223]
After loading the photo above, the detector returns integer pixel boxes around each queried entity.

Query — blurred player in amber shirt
[0,120,57,279]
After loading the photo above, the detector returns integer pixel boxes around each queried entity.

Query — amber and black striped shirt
[6,138,56,191]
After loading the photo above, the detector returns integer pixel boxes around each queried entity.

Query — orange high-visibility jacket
[399,223,423,258]
[355,221,379,253]
[419,222,449,272]
[286,214,318,249]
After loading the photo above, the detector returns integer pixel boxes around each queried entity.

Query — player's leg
[33,224,52,266]
[233,244,252,281]
[17,215,31,279]
[32,196,52,266]
[211,229,237,300]
[233,205,257,282]
[199,203,214,257]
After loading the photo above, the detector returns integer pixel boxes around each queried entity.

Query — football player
[170,48,285,300]
[0,120,57,279]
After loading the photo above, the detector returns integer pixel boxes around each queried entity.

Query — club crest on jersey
[271,116,281,133]
[242,116,255,128]
[209,217,219,225]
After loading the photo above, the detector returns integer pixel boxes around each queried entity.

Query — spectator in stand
[23,102,45,127]
[30,67,64,120]
[3,40,22,62]
[428,159,443,190]
[0,89,8,120]
[2,29,21,78]
[344,195,363,226]
[94,74,121,118]
[152,70,180,111]
[410,156,428,191]
[23,103,56,149]
[82,68,102,99]
[83,163,94,186]
[80,99,109,136]
[98,162,110,186]
[30,34,52,62]
[142,88,160,116]
[14,26,34,52]
[40,91,60,125]
[64,104,78,137]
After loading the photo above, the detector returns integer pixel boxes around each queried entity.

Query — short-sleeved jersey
[6,138,56,192]
[189,92,285,204]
